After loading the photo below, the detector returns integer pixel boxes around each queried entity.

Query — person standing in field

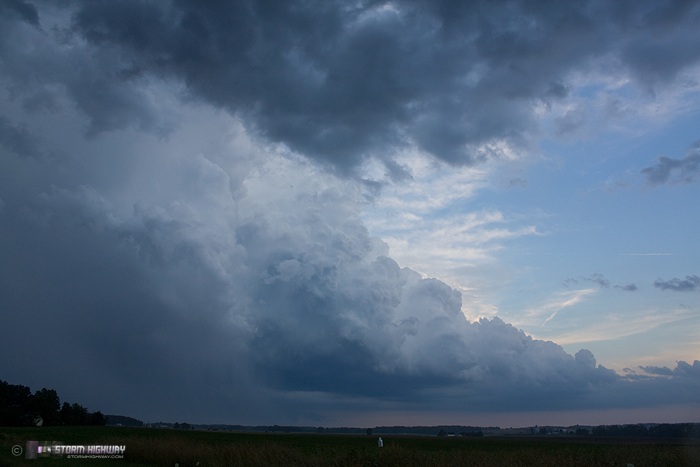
[378,437,383,448]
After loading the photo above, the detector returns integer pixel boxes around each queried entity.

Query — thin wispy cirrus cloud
[1,0,699,427]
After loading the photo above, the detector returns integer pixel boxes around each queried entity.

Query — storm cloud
[1,1,699,425]
[0,116,633,421]
[4,1,700,173]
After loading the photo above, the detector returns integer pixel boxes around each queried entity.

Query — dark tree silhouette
[0,379,106,426]
[0,380,32,426]
[32,388,61,425]
[90,411,106,426]
[60,402,90,425]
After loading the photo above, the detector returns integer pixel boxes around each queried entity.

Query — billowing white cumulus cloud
[1,1,699,424]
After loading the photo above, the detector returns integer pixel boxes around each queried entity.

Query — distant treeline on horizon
[133,421,700,439]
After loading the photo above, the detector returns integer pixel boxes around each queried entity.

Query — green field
[1,426,698,466]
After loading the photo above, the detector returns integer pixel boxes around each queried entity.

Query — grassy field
[1,426,699,466]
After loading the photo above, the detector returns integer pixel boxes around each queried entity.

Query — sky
[0,0,699,428]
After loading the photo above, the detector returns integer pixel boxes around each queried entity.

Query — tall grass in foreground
[1,427,699,466]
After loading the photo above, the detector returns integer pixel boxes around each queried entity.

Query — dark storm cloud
[57,0,700,172]
[0,117,42,158]
[0,0,39,27]
[641,141,700,186]
[618,0,700,90]
[653,275,700,292]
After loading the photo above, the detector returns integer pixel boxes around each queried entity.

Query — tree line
[0,379,105,427]
[588,423,700,438]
